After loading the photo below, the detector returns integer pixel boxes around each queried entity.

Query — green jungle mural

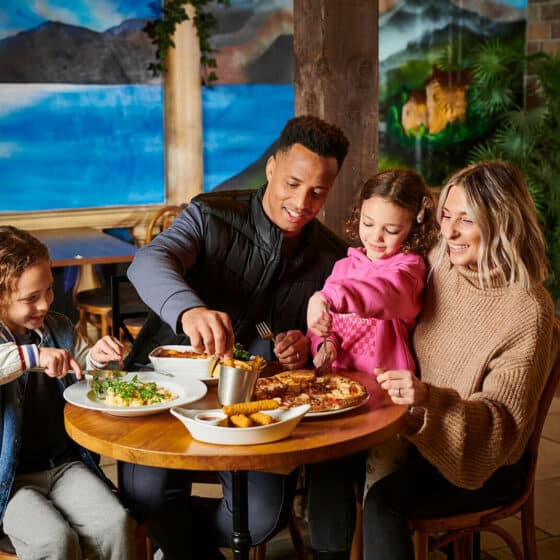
[377,0,526,187]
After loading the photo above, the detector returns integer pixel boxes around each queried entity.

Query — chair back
[501,318,560,513]
[144,204,185,244]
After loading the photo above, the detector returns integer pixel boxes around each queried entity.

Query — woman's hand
[307,292,332,337]
[274,330,310,370]
[90,336,125,366]
[313,340,337,370]
[180,306,234,358]
[38,348,82,379]
[375,368,429,406]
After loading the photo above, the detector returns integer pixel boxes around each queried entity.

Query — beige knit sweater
[405,254,555,490]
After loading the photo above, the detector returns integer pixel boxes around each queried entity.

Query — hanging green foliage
[467,44,560,297]
[144,0,230,83]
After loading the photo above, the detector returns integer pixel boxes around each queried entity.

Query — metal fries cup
[217,365,260,406]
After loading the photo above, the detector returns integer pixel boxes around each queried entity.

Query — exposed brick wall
[527,0,560,55]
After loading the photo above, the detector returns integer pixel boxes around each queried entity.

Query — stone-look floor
[100,394,560,559]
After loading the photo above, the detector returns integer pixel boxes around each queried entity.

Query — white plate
[304,394,370,418]
[63,371,207,417]
[170,404,310,445]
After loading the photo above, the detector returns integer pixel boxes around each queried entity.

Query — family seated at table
[0,113,555,560]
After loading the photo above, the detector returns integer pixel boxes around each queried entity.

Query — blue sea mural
[0,0,294,212]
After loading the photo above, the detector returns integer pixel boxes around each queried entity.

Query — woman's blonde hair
[0,226,50,307]
[432,160,548,288]
[346,169,438,257]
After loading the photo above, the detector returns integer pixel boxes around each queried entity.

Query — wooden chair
[408,319,560,560]
[76,205,185,341]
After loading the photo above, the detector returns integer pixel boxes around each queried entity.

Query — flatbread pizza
[254,370,368,413]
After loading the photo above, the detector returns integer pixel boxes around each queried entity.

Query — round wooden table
[64,371,407,559]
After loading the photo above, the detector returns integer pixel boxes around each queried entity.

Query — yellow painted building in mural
[402,69,471,135]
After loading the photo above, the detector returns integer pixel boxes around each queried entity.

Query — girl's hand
[90,336,125,365]
[307,292,332,337]
[313,340,337,370]
[375,368,428,406]
[38,347,82,379]
[274,330,310,370]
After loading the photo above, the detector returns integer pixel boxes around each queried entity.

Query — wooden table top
[34,227,137,267]
[64,371,407,475]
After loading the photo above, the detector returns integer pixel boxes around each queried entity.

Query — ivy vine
[144,0,230,84]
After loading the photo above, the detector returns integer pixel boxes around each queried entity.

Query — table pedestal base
[231,470,251,560]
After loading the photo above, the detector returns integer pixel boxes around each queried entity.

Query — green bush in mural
[380,35,524,186]
[468,49,560,297]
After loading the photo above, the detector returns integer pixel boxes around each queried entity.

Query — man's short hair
[276,115,350,171]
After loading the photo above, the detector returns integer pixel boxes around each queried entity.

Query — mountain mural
[379,0,524,71]
[0,4,293,85]
[0,19,158,84]
[0,0,524,85]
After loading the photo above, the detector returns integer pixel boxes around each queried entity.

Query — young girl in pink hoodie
[307,169,438,375]
[305,170,439,559]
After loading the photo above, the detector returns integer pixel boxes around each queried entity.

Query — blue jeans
[363,450,528,560]
[118,462,298,559]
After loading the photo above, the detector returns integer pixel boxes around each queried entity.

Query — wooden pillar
[294,0,378,237]
[164,3,203,205]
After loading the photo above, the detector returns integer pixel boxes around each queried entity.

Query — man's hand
[90,336,125,366]
[180,307,234,358]
[307,292,332,337]
[274,330,310,370]
[37,347,82,379]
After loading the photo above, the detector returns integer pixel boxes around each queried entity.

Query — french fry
[223,399,279,416]
[229,414,253,428]
[249,412,275,426]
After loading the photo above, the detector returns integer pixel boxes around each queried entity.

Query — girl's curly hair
[345,169,438,257]
[0,226,50,307]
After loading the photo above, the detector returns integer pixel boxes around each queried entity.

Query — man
[122,115,349,559]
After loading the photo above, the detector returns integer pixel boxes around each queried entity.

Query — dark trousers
[306,453,366,556]
[118,462,298,559]
[362,450,528,560]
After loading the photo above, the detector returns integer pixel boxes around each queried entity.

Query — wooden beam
[294,0,378,237]
[164,2,203,205]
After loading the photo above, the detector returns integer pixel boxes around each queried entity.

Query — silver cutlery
[256,321,275,341]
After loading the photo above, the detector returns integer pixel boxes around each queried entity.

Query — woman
[363,160,555,559]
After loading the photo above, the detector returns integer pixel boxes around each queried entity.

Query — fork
[256,321,275,341]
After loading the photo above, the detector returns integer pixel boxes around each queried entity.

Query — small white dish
[170,404,310,445]
[149,345,220,381]
[194,411,228,426]
[63,371,207,417]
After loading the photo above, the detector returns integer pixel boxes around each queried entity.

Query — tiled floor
[101,395,560,559]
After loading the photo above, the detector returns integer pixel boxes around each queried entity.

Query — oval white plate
[304,394,370,418]
[170,404,310,445]
[149,345,219,381]
[63,371,207,417]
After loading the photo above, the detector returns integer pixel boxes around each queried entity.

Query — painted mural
[0,0,527,212]
[210,0,528,189]
[0,0,294,212]
[377,0,527,185]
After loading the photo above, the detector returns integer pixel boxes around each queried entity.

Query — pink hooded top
[308,248,426,375]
